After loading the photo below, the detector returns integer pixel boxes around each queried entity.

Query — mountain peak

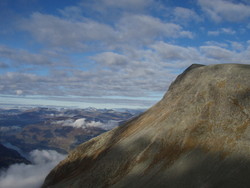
[42,64,250,188]
[168,63,205,91]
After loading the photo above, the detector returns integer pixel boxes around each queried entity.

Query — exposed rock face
[42,64,250,188]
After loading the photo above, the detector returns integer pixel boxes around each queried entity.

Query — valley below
[0,107,142,154]
[0,107,143,188]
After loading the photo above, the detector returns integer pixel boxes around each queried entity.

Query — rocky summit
[42,64,250,188]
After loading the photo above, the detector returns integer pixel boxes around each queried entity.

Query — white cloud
[58,6,84,20]
[221,28,236,35]
[0,72,53,96]
[0,61,8,68]
[117,14,193,45]
[79,0,154,15]
[15,90,23,95]
[229,41,244,51]
[20,13,116,49]
[1,39,250,108]
[85,120,104,128]
[204,41,245,51]
[0,150,66,188]
[173,7,202,23]
[207,30,220,36]
[92,52,129,66]
[59,118,121,130]
[62,118,104,129]
[100,120,120,130]
[151,41,200,62]
[100,0,153,10]
[0,45,52,66]
[200,45,234,60]
[208,28,236,36]
[19,11,193,51]
[198,0,250,22]
[204,41,229,48]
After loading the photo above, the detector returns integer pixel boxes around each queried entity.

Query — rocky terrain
[0,108,140,153]
[43,64,250,188]
[0,143,30,169]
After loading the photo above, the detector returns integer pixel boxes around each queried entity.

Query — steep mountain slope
[0,143,30,169]
[42,64,250,188]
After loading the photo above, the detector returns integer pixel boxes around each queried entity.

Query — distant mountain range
[0,107,144,154]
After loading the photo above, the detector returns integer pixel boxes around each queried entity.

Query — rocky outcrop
[42,64,250,188]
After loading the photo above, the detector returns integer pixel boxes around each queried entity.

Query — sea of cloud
[0,150,66,188]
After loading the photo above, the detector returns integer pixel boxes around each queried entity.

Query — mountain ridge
[42,63,250,188]
[0,143,30,169]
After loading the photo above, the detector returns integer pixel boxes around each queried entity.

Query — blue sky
[0,0,250,109]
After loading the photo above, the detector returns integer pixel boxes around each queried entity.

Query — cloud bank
[0,150,66,188]
[60,118,119,130]
[198,0,250,22]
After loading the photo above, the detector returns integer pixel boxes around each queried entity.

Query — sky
[0,0,250,109]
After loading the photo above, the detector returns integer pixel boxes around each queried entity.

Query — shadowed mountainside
[42,64,250,188]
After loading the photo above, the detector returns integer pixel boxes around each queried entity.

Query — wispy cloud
[198,0,250,22]
[208,28,236,36]
[92,52,129,67]
[20,13,116,50]
[0,61,8,68]
[78,0,155,18]
[0,45,52,66]
[20,12,193,51]
[200,45,234,60]
[173,7,203,24]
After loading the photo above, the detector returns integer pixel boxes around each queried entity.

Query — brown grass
[217,80,226,88]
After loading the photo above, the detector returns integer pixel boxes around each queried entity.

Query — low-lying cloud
[0,150,66,188]
[59,118,119,130]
